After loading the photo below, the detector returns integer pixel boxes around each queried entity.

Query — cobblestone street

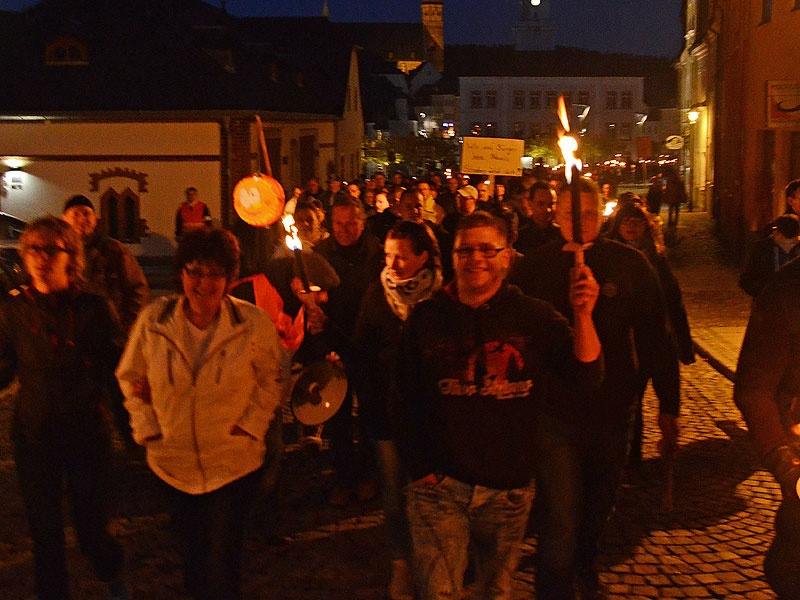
[0,211,782,599]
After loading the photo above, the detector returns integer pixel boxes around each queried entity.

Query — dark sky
[0,0,684,57]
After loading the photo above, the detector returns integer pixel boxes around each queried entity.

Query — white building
[459,76,648,160]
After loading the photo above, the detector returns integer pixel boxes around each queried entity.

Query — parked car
[0,213,27,295]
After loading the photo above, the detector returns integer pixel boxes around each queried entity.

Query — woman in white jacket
[116,228,283,600]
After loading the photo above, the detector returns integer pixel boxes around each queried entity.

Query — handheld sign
[461,137,524,177]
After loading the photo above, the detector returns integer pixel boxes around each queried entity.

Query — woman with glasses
[116,228,283,599]
[0,216,127,599]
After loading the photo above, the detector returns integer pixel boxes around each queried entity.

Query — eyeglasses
[183,266,227,280]
[24,244,71,257]
[453,245,506,259]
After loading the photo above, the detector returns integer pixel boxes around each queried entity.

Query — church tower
[513,0,556,52]
[421,0,444,73]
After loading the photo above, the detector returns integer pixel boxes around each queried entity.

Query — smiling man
[398,210,602,599]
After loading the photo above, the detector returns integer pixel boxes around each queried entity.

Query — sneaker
[388,559,413,600]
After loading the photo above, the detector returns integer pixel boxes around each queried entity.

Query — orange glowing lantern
[233,173,285,227]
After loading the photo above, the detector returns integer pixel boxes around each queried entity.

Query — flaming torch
[281,213,312,293]
[556,95,585,266]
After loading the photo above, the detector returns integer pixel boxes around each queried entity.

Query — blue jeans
[406,475,534,600]
[534,411,631,599]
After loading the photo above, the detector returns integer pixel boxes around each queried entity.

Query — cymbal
[290,360,348,425]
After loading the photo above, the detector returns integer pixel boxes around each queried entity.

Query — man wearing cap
[62,194,149,449]
[175,187,211,240]
[441,185,479,271]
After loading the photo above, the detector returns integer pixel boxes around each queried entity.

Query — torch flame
[282,213,303,251]
[556,95,583,184]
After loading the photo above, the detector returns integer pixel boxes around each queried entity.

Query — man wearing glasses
[398,211,602,599]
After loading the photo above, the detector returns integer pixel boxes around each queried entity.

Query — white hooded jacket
[116,295,283,494]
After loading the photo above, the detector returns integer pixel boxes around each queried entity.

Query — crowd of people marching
[2,169,702,600]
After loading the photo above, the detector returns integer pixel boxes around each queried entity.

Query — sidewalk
[667,211,751,381]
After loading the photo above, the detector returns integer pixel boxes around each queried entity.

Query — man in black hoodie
[399,211,602,600]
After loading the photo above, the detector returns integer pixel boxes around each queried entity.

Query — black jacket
[735,258,800,496]
[510,238,679,424]
[398,284,602,489]
[0,287,122,435]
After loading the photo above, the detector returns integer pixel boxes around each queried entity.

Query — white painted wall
[0,121,222,255]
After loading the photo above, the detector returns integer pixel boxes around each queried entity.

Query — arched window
[45,36,89,66]
[100,187,141,243]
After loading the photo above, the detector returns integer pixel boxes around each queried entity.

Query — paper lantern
[233,173,285,227]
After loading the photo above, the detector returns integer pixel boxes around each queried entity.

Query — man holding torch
[509,177,680,599]
[398,211,602,600]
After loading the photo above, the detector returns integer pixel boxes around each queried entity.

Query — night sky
[0,0,684,57]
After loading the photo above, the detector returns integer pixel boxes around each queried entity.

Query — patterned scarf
[381,266,442,321]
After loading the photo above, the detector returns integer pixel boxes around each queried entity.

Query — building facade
[0,1,363,256]
[459,76,647,160]
[680,0,800,251]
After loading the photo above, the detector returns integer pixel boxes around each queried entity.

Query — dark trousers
[534,411,631,599]
[13,412,123,600]
[765,498,800,598]
[327,385,373,488]
[161,467,262,600]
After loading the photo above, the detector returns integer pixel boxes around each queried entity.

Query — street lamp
[687,110,699,125]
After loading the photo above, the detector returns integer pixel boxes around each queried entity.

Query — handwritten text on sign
[461,137,525,176]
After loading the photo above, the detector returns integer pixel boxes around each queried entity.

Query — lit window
[606,123,617,139]
[470,122,482,136]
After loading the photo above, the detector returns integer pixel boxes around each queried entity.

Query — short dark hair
[387,220,441,272]
[455,210,510,245]
[775,214,800,238]
[175,228,240,282]
[530,181,553,197]
[331,196,366,220]
[185,186,198,195]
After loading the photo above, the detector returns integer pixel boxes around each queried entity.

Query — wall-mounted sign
[461,137,524,176]
[665,135,684,150]
[768,81,800,128]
